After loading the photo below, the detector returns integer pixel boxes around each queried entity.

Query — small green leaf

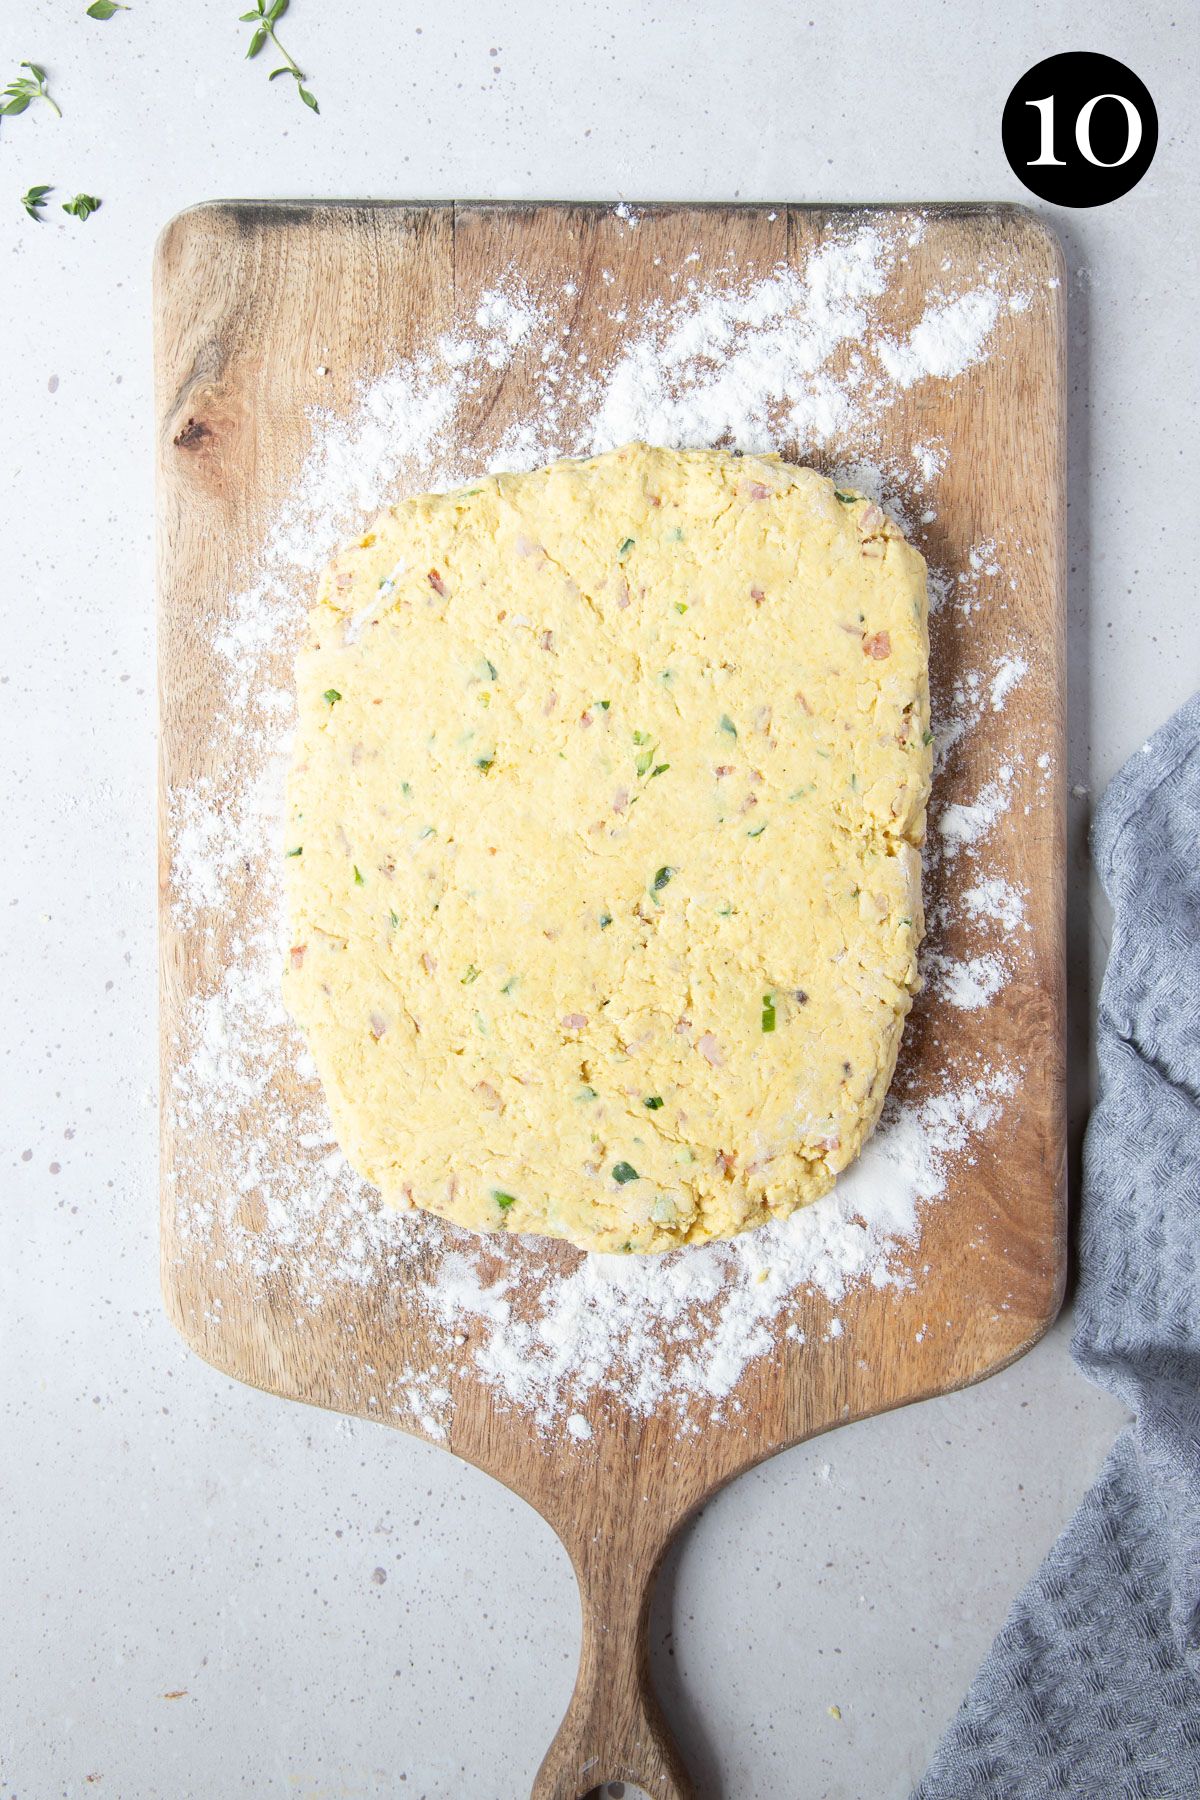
[475,754,494,772]
[246,25,268,56]
[86,1,129,17]
[267,0,289,18]
[674,602,688,614]
[298,85,319,111]
[650,763,669,778]
[388,910,399,927]
[239,9,263,18]
[285,846,302,857]
[922,729,935,746]
[635,748,655,777]
[834,489,857,504]
[761,995,776,1032]
[1,94,31,115]
[575,1085,598,1101]
[353,865,364,885]
[493,1190,517,1211]
[599,912,612,929]
[652,865,675,892]
[719,714,737,739]
[644,1096,664,1110]
[500,976,518,994]
[23,63,47,83]
[62,193,101,220]
[617,537,635,559]
[485,658,498,681]
[597,699,610,710]
[632,729,650,745]
[323,687,341,705]
[611,1161,639,1184]
[268,65,292,78]
[461,964,480,985]
[21,184,52,220]
[747,824,766,838]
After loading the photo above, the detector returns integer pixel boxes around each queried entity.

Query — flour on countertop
[168,208,1049,1439]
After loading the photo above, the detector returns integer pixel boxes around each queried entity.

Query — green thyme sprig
[63,193,101,220]
[2,62,61,119]
[21,184,52,221]
[240,0,318,112]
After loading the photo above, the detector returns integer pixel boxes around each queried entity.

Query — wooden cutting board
[156,201,1065,1799]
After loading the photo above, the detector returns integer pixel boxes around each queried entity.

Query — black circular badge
[1002,52,1157,207]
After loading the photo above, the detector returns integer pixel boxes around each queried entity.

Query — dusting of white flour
[168,209,1048,1439]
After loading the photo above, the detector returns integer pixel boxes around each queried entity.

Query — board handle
[531,1544,695,1800]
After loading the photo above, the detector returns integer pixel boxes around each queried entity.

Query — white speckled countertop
[2,3,1196,1796]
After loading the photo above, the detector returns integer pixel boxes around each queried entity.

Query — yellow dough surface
[282,443,931,1254]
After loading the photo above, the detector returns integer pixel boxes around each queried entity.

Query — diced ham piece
[562,1013,588,1031]
[289,945,306,970]
[697,1032,724,1067]
[863,631,892,660]
[473,1081,502,1111]
[369,1011,388,1039]
[427,568,447,596]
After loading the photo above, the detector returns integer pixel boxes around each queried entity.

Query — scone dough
[282,443,931,1253]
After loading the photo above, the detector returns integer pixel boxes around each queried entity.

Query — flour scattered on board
[168,209,1050,1439]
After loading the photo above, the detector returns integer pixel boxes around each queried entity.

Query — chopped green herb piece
[575,1085,598,1101]
[388,910,399,927]
[612,1161,639,1184]
[619,1241,635,1253]
[461,964,480,985]
[240,0,319,112]
[899,916,912,926]
[833,489,857,504]
[323,688,342,705]
[850,772,858,791]
[922,729,935,746]
[617,537,635,559]
[632,729,651,746]
[418,825,436,840]
[719,714,738,739]
[650,763,670,778]
[675,602,688,614]
[717,902,733,916]
[460,487,483,496]
[814,747,831,759]
[2,62,61,119]
[644,1096,664,1110]
[20,184,52,221]
[599,912,612,929]
[500,976,518,994]
[747,824,766,838]
[598,699,611,710]
[62,193,101,221]
[485,659,498,681]
[86,1,129,18]
[475,755,494,772]
[652,865,675,892]
[493,1190,517,1211]
[635,748,655,777]
[761,995,776,1032]
[668,527,684,542]
[353,865,364,885]
[285,846,302,857]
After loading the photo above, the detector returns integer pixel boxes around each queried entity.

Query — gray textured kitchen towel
[916,692,1200,1800]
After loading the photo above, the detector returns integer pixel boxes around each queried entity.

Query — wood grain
[156,201,1065,1799]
